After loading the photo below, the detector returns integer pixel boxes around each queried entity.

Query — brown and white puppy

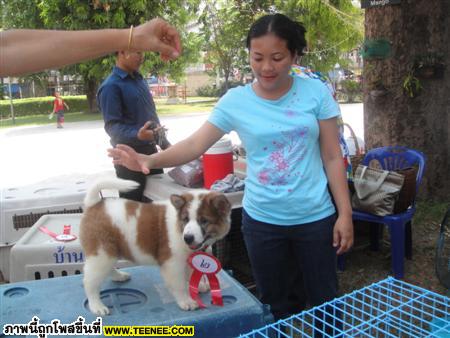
[79,178,231,316]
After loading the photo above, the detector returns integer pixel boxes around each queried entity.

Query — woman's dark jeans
[241,209,339,327]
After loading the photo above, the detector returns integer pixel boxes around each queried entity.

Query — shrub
[196,81,243,97]
[196,84,219,97]
[340,80,362,103]
[0,96,89,118]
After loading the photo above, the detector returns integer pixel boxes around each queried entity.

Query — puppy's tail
[84,178,140,208]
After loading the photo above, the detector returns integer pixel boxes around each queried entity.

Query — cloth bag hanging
[352,165,405,216]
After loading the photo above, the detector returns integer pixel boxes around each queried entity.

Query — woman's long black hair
[246,13,307,57]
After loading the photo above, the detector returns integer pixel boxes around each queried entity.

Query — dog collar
[199,244,210,252]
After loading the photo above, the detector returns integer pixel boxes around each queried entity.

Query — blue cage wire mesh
[238,277,449,338]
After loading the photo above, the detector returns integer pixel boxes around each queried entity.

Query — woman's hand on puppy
[108,144,152,174]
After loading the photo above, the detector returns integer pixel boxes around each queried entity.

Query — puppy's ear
[211,194,231,216]
[170,194,186,210]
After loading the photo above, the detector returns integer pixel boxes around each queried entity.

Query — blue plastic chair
[339,146,426,279]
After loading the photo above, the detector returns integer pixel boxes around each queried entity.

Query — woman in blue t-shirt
[109,13,353,323]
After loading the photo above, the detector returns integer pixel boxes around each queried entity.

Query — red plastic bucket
[203,138,234,189]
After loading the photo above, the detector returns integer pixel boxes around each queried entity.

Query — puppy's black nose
[184,234,194,245]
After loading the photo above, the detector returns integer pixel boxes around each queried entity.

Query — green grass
[156,100,218,115]
[0,95,89,117]
[0,111,102,128]
[0,97,218,129]
[414,200,449,225]
[153,97,216,105]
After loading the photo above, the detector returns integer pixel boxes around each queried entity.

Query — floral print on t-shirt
[258,126,309,189]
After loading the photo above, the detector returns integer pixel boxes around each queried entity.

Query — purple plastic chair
[339,146,426,279]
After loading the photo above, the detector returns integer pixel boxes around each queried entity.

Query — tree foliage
[2,0,362,105]
[198,0,362,89]
[273,0,363,72]
[1,0,202,111]
[199,1,252,90]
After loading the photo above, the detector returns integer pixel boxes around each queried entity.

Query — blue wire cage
[238,277,449,337]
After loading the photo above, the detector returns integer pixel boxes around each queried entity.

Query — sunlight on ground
[0,104,363,189]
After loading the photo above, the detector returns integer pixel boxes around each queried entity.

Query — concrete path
[0,103,363,189]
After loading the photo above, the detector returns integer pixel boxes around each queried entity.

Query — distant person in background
[0,18,181,77]
[97,50,171,202]
[52,92,69,129]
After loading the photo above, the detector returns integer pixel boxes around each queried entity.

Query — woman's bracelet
[127,25,134,51]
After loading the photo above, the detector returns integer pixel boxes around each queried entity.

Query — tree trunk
[364,0,450,200]
[85,78,99,113]
[223,74,230,92]
[0,77,4,100]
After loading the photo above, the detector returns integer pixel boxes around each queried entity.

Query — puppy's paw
[111,269,131,282]
[177,297,199,311]
[198,277,210,293]
[89,301,110,316]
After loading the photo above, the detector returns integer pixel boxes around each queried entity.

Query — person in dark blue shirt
[98,50,170,202]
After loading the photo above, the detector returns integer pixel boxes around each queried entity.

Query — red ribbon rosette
[39,224,77,242]
[188,251,223,308]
